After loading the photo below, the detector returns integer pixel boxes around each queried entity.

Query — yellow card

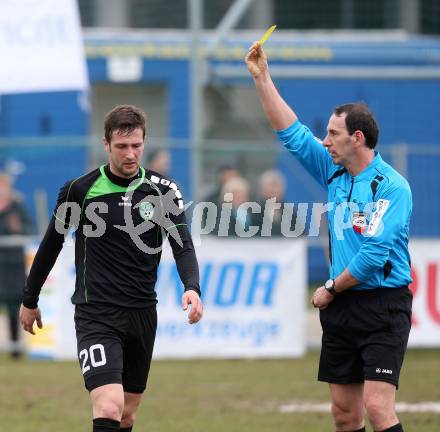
[259,25,277,46]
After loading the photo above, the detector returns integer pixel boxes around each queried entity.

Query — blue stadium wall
[1,33,439,244]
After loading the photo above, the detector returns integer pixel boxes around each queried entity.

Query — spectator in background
[252,169,299,237]
[204,164,239,207]
[146,149,171,176]
[0,173,33,358]
[214,176,253,237]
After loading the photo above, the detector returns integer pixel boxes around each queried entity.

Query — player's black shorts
[74,303,157,393]
[318,286,412,388]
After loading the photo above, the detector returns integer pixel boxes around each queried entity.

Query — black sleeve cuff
[22,295,39,309]
[184,285,201,297]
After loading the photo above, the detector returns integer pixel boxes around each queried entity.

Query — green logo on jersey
[139,201,155,221]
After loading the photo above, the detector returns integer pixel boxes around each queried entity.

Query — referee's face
[104,127,145,178]
[323,114,354,167]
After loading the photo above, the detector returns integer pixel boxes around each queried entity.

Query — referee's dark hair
[334,102,379,149]
[104,105,146,143]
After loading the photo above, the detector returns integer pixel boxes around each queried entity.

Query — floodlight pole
[188,0,204,203]
[206,0,255,55]
[189,0,256,202]
[400,0,420,33]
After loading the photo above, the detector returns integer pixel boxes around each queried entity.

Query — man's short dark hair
[218,164,236,174]
[334,103,379,149]
[104,105,146,143]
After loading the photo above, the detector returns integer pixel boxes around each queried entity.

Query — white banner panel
[408,240,440,347]
[26,237,307,359]
[0,0,88,94]
[154,238,307,358]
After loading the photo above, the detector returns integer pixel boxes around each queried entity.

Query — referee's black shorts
[74,303,157,393]
[318,286,412,388]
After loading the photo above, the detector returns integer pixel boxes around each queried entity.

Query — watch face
[325,279,333,290]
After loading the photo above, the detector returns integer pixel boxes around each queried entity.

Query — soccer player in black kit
[19,105,203,432]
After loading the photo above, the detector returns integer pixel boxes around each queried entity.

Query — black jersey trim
[370,174,385,201]
[52,176,82,228]
[327,168,347,185]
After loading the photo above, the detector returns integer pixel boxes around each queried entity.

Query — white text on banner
[0,0,88,94]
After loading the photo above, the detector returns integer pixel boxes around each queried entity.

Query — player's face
[323,114,355,166]
[104,128,145,178]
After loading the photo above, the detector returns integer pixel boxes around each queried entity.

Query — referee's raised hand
[182,290,203,324]
[245,42,269,79]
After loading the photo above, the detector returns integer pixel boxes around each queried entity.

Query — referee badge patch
[139,201,155,221]
[352,211,367,234]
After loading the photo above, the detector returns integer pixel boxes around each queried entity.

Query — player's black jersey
[23,165,200,309]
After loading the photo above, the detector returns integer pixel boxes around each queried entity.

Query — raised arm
[246,42,333,188]
[245,41,297,131]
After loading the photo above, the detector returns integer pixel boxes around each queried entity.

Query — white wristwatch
[324,279,339,297]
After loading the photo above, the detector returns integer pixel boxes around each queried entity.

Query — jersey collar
[353,152,382,182]
[100,164,146,191]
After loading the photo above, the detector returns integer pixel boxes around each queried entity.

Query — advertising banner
[26,237,440,359]
[154,238,307,358]
[26,238,307,359]
[408,240,440,347]
[0,0,88,94]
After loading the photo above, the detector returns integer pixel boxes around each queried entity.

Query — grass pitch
[1,349,439,431]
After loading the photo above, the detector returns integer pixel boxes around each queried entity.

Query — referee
[246,43,412,432]
[20,105,203,432]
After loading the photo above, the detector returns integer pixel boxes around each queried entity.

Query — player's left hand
[19,304,43,335]
[182,290,203,324]
[311,286,334,310]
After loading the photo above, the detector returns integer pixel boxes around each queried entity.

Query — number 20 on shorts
[79,344,107,374]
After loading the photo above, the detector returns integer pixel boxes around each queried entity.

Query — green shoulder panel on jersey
[85,165,146,200]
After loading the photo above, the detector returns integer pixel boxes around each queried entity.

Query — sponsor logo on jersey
[352,211,367,234]
[367,199,390,235]
[139,201,155,221]
[119,195,132,207]
[375,368,393,375]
